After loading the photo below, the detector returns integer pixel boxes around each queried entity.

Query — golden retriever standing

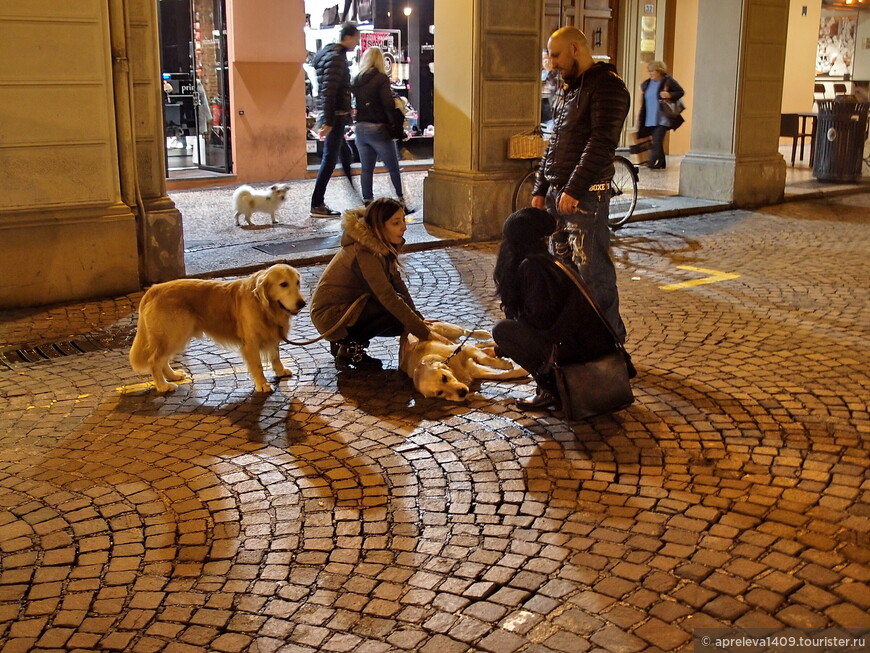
[399,321,528,402]
[129,264,306,393]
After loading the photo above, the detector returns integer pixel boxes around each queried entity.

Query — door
[191,0,231,172]
[542,0,619,63]
[159,0,231,174]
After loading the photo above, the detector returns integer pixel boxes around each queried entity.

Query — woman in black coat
[492,208,616,411]
[638,61,685,169]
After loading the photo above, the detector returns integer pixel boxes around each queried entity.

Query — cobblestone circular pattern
[1,199,869,652]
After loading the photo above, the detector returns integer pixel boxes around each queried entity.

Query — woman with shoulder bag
[638,61,685,169]
[351,47,412,212]
[491,208,631,413]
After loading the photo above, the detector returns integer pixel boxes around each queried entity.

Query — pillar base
[423,168,522,240]
[141,196,185,283]
[680,152,786,207]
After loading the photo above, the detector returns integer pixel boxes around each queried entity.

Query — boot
[515,374,560,412]
[515,387,560,411]
[333,340,382,369]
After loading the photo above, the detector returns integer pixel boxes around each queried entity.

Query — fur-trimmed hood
[340,207,402,256]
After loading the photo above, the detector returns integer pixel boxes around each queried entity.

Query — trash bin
[813,98,868,182]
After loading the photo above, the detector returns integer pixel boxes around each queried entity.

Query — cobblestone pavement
[1,194,869,653]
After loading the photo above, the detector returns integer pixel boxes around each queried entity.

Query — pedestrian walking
[310,22,360,218]
[530,26,630,343]
[638,61,685,169]
[351,46,413,212]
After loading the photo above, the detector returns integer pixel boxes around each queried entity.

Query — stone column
[0,0,142,307]
[679,0,788,206]
[114,0,185,285]
[423,0,543,240]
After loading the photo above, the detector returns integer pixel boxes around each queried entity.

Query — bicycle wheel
[608,155,638,230]
[512,167,539,212]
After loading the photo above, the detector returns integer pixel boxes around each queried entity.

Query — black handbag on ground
[547,260,635,421]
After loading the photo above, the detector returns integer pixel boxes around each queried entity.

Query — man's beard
[560,58,582,82]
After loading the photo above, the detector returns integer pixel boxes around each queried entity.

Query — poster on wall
[816,10,857,77]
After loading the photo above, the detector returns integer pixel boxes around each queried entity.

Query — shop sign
[361,31,398,54]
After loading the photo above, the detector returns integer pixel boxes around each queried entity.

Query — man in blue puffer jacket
[531,26,630,344]
[310,22,360,218]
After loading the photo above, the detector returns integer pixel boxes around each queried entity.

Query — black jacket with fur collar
[310,208,429,341]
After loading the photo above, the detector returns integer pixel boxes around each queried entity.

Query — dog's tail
[129,300,153,373]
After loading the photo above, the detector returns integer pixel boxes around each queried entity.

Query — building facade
[3,0,847,308]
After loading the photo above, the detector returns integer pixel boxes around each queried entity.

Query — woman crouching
[310,198,447,369]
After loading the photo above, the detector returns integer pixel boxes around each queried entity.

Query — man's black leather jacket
[533,62,630,199]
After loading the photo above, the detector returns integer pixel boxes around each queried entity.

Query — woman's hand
[428,330,452,344]
[659,91,671,99]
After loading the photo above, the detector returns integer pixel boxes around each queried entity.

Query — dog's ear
[252,271,271,308]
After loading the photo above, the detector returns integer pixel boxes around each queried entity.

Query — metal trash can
[813,98,868,182]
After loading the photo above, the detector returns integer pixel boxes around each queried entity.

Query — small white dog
[233,184,291,226]
[399,321,528,402]
[129,264,305,393]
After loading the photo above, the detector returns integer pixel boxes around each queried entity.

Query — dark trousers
[345,297,404,344]
[649,125,669,168]
[492,319,553,387]
[312,115,349,208]
[546,187,627,343]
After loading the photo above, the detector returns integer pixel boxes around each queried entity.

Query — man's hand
[318,124,332,138]
[557,191,580,215]
[531,195,546,210]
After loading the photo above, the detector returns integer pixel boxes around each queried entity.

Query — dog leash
[280,294,370,346]
[444,330,476,363]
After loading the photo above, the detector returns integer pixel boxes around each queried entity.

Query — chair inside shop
[833,83,847,96]
[780,113,801,166]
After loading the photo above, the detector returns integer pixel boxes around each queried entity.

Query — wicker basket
[508,128,548,159]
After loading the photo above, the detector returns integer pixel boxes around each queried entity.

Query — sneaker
[310,205,340,218]
[397,197,417,215]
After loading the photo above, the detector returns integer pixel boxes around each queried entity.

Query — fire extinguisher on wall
[211,98,222,126]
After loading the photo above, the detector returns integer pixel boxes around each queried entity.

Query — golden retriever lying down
[399,321,528,402]
[129,264,306,393]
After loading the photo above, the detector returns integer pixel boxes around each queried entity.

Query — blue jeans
[547,186,627,343]
[311,114,349,208]
[354,122,403,201]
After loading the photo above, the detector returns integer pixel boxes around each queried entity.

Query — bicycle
[512,155,639,230]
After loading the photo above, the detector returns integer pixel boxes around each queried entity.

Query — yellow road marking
[659,265,740,291]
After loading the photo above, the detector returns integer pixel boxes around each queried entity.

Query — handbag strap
[550,258,626,353]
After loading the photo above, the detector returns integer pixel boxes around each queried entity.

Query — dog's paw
[165,370,186,382]
[155,382,177,393]
[254,381,275,393]
[273,366,293,378]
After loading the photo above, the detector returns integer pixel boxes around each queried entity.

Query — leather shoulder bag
[547,259,635,420]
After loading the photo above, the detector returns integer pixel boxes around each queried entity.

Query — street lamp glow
[403,7,412,16]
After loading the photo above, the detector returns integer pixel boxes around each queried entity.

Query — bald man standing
[531,27,630,343]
